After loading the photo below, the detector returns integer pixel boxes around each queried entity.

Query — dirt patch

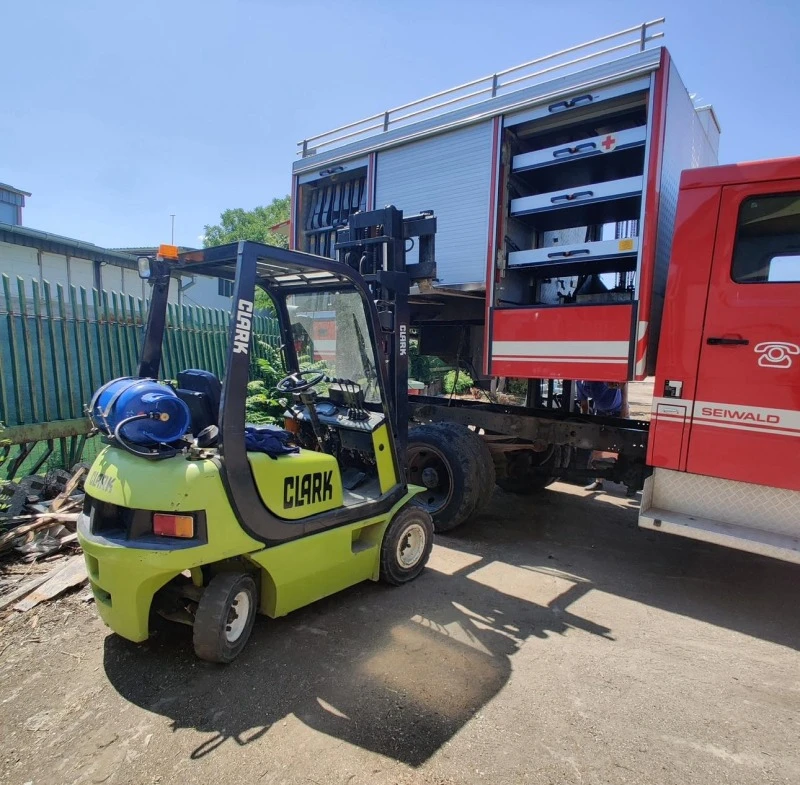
[2,483,799,785]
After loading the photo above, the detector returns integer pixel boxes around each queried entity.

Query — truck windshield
[286,290,382,404]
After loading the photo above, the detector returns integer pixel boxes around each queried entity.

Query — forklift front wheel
[193,572,257,663]
[380,506,434,586]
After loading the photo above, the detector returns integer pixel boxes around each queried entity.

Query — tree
[203,197,290,249]
[203,197,290,312]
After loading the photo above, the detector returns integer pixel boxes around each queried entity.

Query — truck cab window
[732,193,800,283]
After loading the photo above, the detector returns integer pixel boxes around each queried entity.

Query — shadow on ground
[103,485,800,767]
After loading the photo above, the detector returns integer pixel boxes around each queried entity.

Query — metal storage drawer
[510,175,643,216]
[512,125,647,172]
[297,155,369,185]
[508,236,639,267]
[503,77,650,129]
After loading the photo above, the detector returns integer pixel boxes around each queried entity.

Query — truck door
[686,180,800,491]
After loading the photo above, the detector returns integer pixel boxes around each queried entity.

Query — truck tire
[193,572,257,663]
[380,505,434,585]
[433,422,496,511]
[407,422,489,532]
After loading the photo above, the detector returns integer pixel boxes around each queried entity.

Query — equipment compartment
[298,166,368,258]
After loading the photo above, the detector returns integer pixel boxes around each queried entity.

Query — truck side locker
[294,156,371,258]
[488,51,720,383]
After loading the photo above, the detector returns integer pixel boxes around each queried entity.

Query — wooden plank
[0,514,80,551]
[0,570,58,612]
[13,555,87,612]
[52,465,87,511]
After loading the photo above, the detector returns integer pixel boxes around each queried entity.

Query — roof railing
[298,18,665,157]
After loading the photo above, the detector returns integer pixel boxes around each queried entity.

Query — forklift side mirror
[137,256,152,280]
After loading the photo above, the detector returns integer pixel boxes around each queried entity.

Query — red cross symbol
[601,134,617,152]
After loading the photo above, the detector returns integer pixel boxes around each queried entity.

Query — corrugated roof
[110,246,199,255]
[0,183,32,198]
[0,222,139,267]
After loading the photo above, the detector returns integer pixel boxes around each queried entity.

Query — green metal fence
[0,274,280,479]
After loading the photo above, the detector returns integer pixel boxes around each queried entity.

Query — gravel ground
[1,481,798,785]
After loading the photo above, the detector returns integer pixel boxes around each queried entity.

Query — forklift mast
[334,207,436,459]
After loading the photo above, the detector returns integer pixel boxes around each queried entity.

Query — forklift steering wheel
[276,370,326,394]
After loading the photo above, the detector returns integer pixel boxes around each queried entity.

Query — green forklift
[78,208,437,662]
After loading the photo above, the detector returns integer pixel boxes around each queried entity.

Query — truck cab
[641,157,800,562]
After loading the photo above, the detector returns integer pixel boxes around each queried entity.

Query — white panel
[98,263,124,294]
[509,236,639,267]
[40,252,70,288]
[69,257,96,291]
[512,125,647,172]
[297,155,369,185]
[0,242,39,296]
[511,176,643,217]
[167,277,180,304]
[375,121,493,287]
[184,275,232,311]
[122,267,143,298]
[503,76,651,128]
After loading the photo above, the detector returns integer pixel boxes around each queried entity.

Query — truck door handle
[552,142,597,158]
[551,190,593,204]
[548,94,594,113]
[547,249,591,258]
[707,336,749,346]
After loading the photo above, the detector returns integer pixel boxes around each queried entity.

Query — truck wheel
[433,422,496,512]
[407,423,487,532]
[193,572,257,663]
[380,506,434,585]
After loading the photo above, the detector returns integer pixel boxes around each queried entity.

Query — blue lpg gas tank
[89,377,191,445]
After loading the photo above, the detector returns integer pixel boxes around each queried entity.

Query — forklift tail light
[284,417,299,434]
[153,513,194,538]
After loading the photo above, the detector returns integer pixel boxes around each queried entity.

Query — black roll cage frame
[137,239,409,546]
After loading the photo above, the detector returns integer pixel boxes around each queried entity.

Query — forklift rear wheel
[380,506,434,585]
[407,423,489,532]
[193,572,257,663]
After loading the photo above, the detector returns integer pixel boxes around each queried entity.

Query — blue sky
[3,0,799,249]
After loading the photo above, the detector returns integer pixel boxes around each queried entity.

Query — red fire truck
[289,21,800,563]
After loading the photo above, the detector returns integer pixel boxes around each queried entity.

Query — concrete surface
[1,482,799,785]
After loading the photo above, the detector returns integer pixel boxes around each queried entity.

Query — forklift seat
[176,369,222,435]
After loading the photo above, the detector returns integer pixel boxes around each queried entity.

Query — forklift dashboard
[291,402,384,433]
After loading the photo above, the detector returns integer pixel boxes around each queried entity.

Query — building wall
[182,274,233,311]
[0,241,234,311]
